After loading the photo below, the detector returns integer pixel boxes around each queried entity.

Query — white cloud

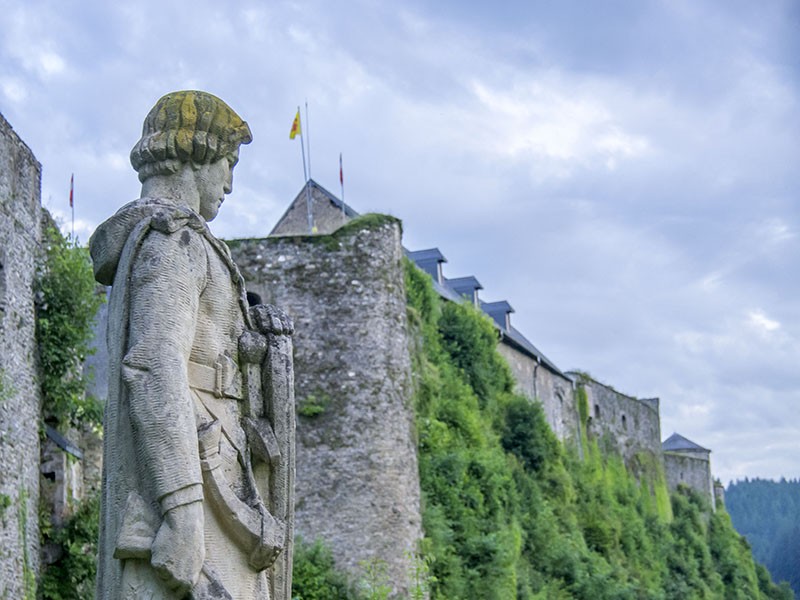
[747,309,780,333]
[468,78,650,173]
[1,78,27,103]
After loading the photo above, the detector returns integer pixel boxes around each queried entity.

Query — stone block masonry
[497,342,581,446]
[570,373,662,477]
[0,112,42,599]
[229,215,422,597]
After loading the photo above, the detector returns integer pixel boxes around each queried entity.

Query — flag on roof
[289,110,301,140]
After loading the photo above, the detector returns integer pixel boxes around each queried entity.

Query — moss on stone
[298,393,330,418]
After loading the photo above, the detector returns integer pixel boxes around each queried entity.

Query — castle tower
[0,112,43,598]
[662,432,716,510]
[229,215,423,596]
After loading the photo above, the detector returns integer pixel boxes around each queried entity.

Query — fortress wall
[497,343,581,445]
[575,376,662,473]
[664,451,714,508]
[229,217,422,596]
[0,113,42,597]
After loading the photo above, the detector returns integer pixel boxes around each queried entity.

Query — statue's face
[196,149,238,221]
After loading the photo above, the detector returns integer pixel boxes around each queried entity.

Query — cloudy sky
[2,0,798,485]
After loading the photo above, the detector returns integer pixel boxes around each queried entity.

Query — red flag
[69,174,74,208]
[339,153,343,186]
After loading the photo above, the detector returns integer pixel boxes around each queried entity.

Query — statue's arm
[121,227,207,593]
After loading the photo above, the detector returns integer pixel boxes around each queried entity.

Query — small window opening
[621,415,627,430]
[594,404,600,419]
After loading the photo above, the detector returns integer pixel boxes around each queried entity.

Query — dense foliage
[405,259,793,599]
[35,223,104,428]
[292,538,354,599]
[727,478,800,596]
[39,492,100,600]
[35,221,104,599]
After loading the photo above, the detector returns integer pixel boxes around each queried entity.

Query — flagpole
[339,152,345,217]
[305,99,311,180]
[296,106,314,233]
[69,173,75,241]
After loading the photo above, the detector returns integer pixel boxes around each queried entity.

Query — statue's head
[130,91,252,183]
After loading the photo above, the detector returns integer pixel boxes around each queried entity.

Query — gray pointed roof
[662,432,710,453]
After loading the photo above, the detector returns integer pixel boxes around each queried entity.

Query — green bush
[35,223,104,428]
[292,538,354,600]
[40,492,100,600]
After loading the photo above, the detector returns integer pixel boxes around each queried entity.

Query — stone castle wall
[664,451,714,508]
[0,113,42,598]
[573,375,663,473]
[497,343,581,445]
[229,218,422,596]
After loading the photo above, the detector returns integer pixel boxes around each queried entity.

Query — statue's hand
[151,501,205,595]
[250,304,294,336]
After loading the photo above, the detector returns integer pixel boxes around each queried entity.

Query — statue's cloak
[90,199,255,598]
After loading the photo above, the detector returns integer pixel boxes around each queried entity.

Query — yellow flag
[289,110,301,139]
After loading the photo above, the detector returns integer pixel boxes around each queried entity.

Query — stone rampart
[497,343,581,445]
[229,216,422,596]
[571,374,662,474]
[0,112,42,598]
[664,451,714,509]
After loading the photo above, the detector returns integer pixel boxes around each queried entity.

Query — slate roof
[503,326,563,376]
[270,178,359,235]
[662,432,710,453]
[445,276,483,294]
[481,300,514,316]
[406,248,447,264]
[45,425,83,459]
[307,178,360,219]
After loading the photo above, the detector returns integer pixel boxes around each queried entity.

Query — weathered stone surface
[571,373,663,474]
[498,343,581,445]
[92,91,294,600]
[0,111,42,599]
[663,443,715,510]
[230,217,422,597]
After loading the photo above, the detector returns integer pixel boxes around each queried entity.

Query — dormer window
[445,276,483,308]
[407,248,447,285]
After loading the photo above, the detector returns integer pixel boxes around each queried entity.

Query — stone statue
[90,91,295,599]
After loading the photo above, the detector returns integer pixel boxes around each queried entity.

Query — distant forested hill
[727,478,800,596]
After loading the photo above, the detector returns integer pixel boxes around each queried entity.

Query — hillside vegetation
[401,260,792,599]
[726,478,800,596]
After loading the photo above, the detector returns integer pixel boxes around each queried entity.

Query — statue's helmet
[130,90,252,182]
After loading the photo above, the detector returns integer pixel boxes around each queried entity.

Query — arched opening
[594,404,600,419]
[621,414,627,430]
